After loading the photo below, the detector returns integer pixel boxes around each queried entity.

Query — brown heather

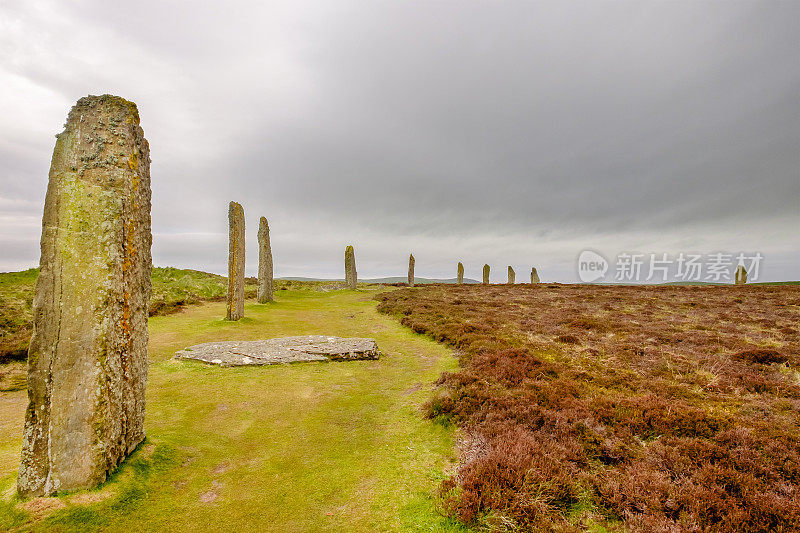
[376,283,800,531]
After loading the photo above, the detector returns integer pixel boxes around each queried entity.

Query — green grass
[0,286,469,532]
[0,269,38,362]
[0,267,384,362]
[0,267,257,362]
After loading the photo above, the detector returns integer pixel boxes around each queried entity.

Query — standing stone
[226,202,245,320]
[345,245,357,289]
[408,254,415,287]
[457,262,464,284]
[483,264,490,285]
[257,217,273,303]
[18,95,151,497]
[531,267,540,284]
[735,265,747,285]
[508,266,515,284]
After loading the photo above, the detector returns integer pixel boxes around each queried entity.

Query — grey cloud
[0,1,797,280]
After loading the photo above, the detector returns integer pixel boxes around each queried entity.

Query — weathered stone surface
[508,266,515,284]
[735,265,748,285]
[457,262,464,284]
[18,95,152,497]
[531,267,540,284]
[257,217,273,303]
[408,254,415,287]
[227,202,245,320]
[483,264,490,285]
[344,245,357,289]
[175,336,381,366]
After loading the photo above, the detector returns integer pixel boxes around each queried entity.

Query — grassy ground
[0,286,467,532]
[0,267,266,364]
[0,269,38,364]
[0,268,339,390]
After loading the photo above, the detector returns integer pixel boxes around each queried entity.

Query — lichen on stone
[18,94,151,498]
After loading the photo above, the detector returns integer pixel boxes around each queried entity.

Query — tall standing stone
[531,267,540,284]
[735,265,747,285]
[18,95,152,497]
[508,266,515,284]
[257,217,273,303]
[483,264,490,285]
[408,254,415,287]
[227,202,245,320]
[457,262,464,284]
[345,245,357,289]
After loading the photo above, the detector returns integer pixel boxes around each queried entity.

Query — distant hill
[278,276,481,284]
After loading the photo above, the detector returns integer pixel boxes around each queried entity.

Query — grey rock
[408,254,415,287]
[257,217,273,303]
[508,266,515,284]
[344,245,357,289]
[531,267,540,284]
[18,95,152,497]
[735,265,747,285]
[457,262,464,284]
[483,264,490,285]
[227,202,245,320]
[175,336,381,366]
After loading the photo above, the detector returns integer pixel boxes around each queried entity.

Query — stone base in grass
[174,335,381,366]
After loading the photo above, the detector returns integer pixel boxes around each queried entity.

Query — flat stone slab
[174,335,381,366]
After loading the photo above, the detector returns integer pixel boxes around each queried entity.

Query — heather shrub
[734,348,787,364]
[377,284,800,531]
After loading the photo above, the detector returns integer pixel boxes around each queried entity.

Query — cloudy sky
[1,1,798,282]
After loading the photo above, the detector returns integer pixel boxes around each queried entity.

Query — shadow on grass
[2,440,181,532]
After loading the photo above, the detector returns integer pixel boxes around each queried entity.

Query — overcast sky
[1,1,798,282]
